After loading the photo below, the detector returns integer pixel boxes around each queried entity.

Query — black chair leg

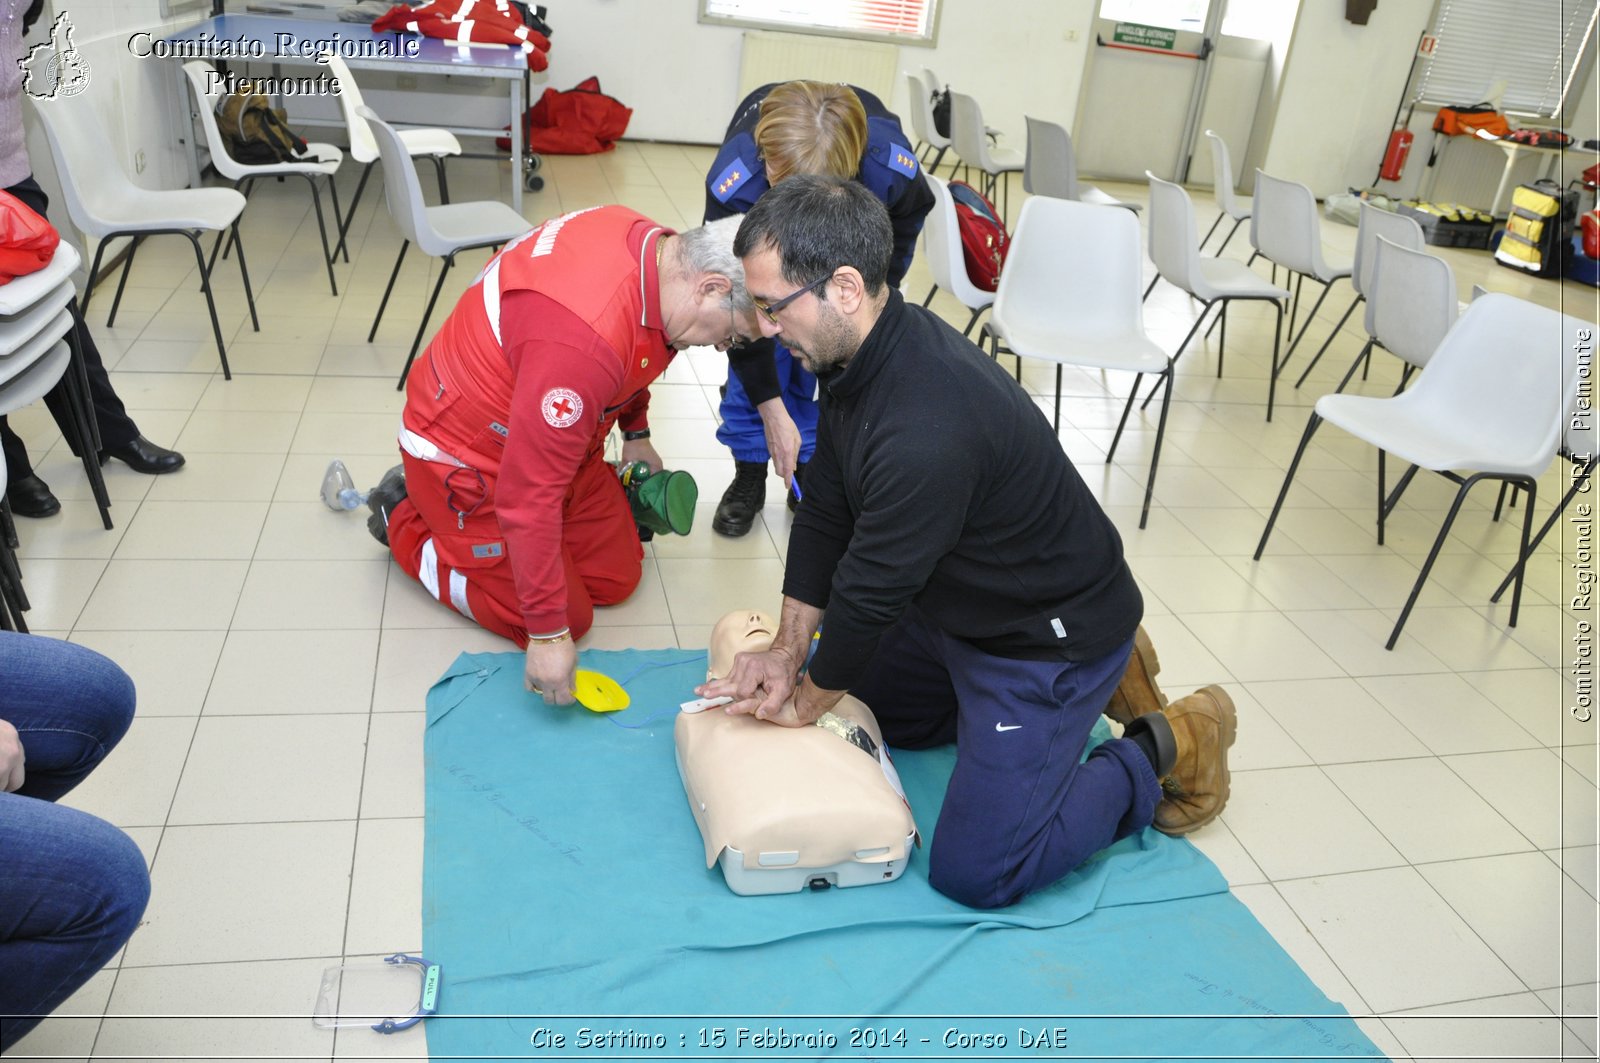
[1293,292,1364,389]
[433,155,450,204]
[1143,274,1160,302]
[105,235,142,328]
[1215,217,1244,256]
[1108,374,1144,464]
[327,173,348,264]
[0,498,16,549]
[961,306,984,337]
[398,255,454,391]
[333,163,374,264]
[1266,301,1284,422]
[56,315,113,529]
[370,240,410,342]
[80,238,109,319]
[1138,356,1177,529]
[185,231,233,380]
[300,174,339,296]
[1198,211,1224,252]
[232,222,259,333]
[1255,412,1323,559]
[1333,339,1377,395]
[1492,458,1595,602]
[1385,473,1516,649]
[922,285,937,308]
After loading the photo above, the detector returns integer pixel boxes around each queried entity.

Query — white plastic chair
[1248,170,1353,373]
[1200,130,1251,254]
[949,92,1023,223]
[1292,201,1427,389]
[1491,386,1597,604]
[919,175,995,336]
[1144,172,1290,419]
[0,242,111,533]
[904,72,950,175]
[31,93,256,380]
[357,107,530,389]
[182,60,345,296]
[982,197,1173,528]
[1024,117,1138,213]
[323,51,461,262]
[1329,235,1456,397]
[1256,293,1587,649]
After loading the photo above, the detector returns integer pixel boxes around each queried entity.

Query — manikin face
[706,609,779,680]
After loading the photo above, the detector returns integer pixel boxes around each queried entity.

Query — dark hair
[733,174,893,297]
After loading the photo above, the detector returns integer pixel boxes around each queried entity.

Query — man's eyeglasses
[753,274,830,323]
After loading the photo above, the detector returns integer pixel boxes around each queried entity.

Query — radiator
[737,31,898,103]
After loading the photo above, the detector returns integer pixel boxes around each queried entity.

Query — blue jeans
[716,341,820,465]
[0,633,149,1052]
[851,609,1159,909]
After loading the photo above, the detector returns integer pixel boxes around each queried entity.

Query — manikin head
[707,609,779,680]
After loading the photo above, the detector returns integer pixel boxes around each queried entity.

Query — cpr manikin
[675,610,918,895]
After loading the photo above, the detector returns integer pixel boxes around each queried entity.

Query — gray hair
[673,215,752,313]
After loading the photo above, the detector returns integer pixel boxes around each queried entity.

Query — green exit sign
[1113,22,1177,49]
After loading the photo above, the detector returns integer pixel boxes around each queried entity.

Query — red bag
[1583,210,1600,261]
[1432,103,1511,138]
[947,180,1008,292]
[496,76,632,155]
[0,190,60,286]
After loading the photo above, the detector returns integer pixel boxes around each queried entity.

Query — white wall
[1262,0,1436,197]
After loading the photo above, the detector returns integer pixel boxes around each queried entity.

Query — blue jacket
[704,83,934,404]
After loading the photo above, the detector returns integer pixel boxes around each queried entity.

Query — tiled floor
[7,140,1599,1062]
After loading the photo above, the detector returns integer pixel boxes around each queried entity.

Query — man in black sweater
[698,176,1236,909]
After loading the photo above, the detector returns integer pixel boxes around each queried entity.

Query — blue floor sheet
[421,648,1386,1061]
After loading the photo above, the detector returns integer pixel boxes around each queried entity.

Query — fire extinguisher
[1380,128,1414,182]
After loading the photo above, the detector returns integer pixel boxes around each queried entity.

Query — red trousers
[386,452,643,646]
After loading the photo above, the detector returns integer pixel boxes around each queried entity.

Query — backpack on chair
[948,179,1009,291]
[215,85,309,165]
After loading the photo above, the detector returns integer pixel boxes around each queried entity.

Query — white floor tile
[1248,676,1430,763]
[1324,757,1535,864]
[1221,767,1404,880]
[206,629,379,716]
[168,713,369,824]
[78,559,250,630]
[1444,748,1599,850]
[1385,992,1569,1062]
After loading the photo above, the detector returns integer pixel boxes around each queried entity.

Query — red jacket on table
[401,206,673,635]
[373,0,551,69]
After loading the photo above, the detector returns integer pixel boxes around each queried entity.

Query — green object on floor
[618,462,698,536]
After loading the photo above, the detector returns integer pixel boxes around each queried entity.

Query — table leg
[1489,145,1520,219]
[510,75,524,213]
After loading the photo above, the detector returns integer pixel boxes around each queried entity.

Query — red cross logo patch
[542,387,583,428]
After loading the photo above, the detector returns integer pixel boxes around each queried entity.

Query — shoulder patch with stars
[711,156,754,203]
[884,145,919,178]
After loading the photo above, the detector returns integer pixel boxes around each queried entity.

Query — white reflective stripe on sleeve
[456,19,474,43]
[397,426,470,468]
[449,569,475,620]
[481,257,503,345]
[419,538,442,601]
[457,0,477,18]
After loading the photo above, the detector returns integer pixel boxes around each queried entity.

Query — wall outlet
[134,149,146,174]
[1064,29,1079,42]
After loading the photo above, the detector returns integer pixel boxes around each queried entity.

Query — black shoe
[365,464,407,547]
[712,460,767,537]
[5,474,61,518]
[100,435,185,475]
[785,460,808,513]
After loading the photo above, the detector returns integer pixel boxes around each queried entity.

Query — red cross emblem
[542,387,583,428]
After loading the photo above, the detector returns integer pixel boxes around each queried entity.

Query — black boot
[786,460,808,513]
[5,474,60,518]
[365,464,407,546]
[712,460,767,537]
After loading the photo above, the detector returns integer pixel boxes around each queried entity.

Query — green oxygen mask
[617,461,698,536]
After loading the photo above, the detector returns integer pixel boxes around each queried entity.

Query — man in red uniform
[377,206,754,705]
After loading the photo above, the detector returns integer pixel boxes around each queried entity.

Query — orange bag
[1432,103,1511,138]
[0,189,59,285]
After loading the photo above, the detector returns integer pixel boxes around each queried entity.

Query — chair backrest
[1396,293,1584,476]
[1250,169,1328,275]
[1364,236,1457,371]
[1351,201,1425,298]
[1023,116,1079,200]
[323,52,377,164]
[948,91,992,172]
[920,67,942,98]
[1204,130,1247,220]
[994,197,1146,342]
[904,72,948,151]
[181,60,251,181]
[358,105,434,250]
[28,95,138,239]
[1145,171,1202,294]
[922,174,993,311]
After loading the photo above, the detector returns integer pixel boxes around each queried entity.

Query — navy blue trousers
[851,609,1160,909]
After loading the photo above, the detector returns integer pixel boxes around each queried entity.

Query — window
[701,0,940,45]
[1096,0,1209,32]
[1414,0,1597,118]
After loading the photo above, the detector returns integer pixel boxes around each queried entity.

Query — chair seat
[988,319,1168,375]
[1081,185,1140,213]
[1314,251,1353,282]
[1192,257,1290,303]
[77,187,246,238]
[985,146,1025,172]
[228,143,343,177]
[0,242,80,316]
[0,312,72,397]
[1316,391,1552,477]
[399,127,463,158]
[1222,203,1252,222]
[420,201,529,256]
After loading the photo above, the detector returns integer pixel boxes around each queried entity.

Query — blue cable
[599,651,708,730]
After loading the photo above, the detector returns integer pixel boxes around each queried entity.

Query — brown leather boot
[1153,685,1237,836]
[1103,625,1167,727]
